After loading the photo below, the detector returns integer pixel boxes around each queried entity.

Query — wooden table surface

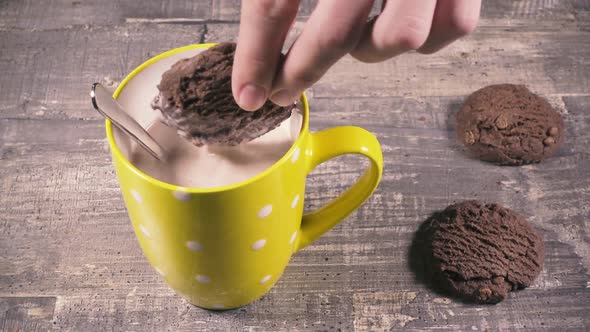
[1,0,589,331]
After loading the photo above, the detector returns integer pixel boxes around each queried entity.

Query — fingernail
[239,84,267,111]
[270,89,297,106]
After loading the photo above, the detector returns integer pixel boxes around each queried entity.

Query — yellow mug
[106,44,383,310]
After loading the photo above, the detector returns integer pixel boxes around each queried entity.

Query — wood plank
[351,290,590,331]
[0,0,378,30]
[0,297,56,332]
[0,0,212,30]
[211,0,385,21]
[311,21,590,99]
[482,0,590,18]
[3,0,585,31]
[203,16,590,100]
[211,0,319,21]
[212,0,590,21]
[46,287,590,331]
[1,17,588,122]
[0,24,204,121]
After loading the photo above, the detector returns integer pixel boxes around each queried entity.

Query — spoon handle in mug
[91,83,167,161]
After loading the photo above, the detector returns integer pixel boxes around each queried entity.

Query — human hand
[232,0,482,111]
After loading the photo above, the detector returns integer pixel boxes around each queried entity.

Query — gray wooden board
[0,296,56,332]
[1,0,589,30]
[1,0,589,331]
[1,19,589,120]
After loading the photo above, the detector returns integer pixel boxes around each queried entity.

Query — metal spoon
[91,83,167,161]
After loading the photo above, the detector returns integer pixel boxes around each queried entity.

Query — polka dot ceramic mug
[105,44,383,310]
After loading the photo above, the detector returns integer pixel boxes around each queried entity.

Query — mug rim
[105,43,310,194]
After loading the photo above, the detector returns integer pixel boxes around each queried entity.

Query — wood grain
[0,297,56,332]
[2,18,588,121]
[0,0,212,30]
[0,24,205,121]
[3,0,587,31]
[1,0,589,331]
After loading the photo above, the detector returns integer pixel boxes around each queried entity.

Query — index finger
[270,0,374,106]
[232,0,300,111]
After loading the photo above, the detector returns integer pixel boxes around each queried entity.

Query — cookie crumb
[495,114,509,129]
[492,276,505,285]
[464,131,476,145]
[478,288,493,301]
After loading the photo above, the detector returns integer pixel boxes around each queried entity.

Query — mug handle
[296,126,384,251]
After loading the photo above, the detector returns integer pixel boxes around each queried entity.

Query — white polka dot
[154,267,165,276]
[252,239,267,251]
[195,274,211,283]
[291,147,300,163]
[173,190,191,201]
[186,241,203,251]
[258,205,272,219]
[212,304,225,309]
[290,231,297,245]
[139,224,151,238]
[131,189,143,203]
[260,275,272,284]
[291,194,300,209]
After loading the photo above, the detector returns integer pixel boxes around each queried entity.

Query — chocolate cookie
[457,84,564,165]
[421,201,544,304]
[151,42,294,146]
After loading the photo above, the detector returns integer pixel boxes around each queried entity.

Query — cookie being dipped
[151,42,294,147]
